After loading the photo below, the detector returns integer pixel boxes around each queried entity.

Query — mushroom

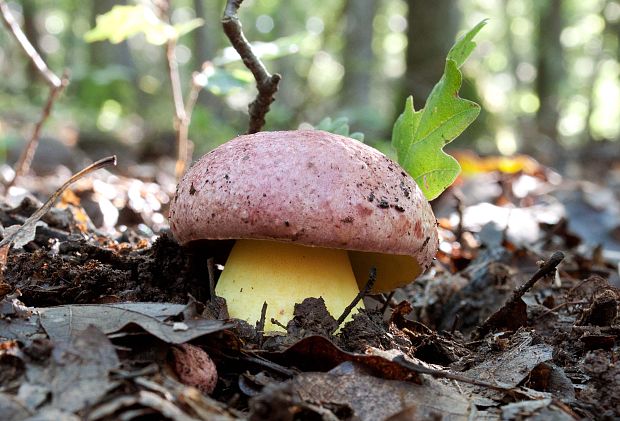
[169,130,438,331]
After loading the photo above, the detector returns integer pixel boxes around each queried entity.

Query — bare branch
[1,1,69,186]
[0,156,117,251]
[165,37,193,180]
[10,72,69,185]
[222,0,281,134]
[0,1,62,89]
[474,251,565,339]
[333,266,377,332]
[160,2,213,180]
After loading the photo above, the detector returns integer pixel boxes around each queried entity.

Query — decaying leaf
[250,361,475,421]
[465,331,554,389]
[0,393,32,420]
[501,399,578,420]
[261,335,422,383]
[39,303,232,344]
[15,325,120,414]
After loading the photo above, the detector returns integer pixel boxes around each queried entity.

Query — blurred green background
[0,0,618,168]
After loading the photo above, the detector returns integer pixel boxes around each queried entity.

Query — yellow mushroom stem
[216,239,362,332]
[348,251,422,292]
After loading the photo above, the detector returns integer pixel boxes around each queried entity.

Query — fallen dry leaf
[16,325,120,414]
[465,331,554,388]
[262,335,422,383]
[39,303,232,344]
[250,361,475,421]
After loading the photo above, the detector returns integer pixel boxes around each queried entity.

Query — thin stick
[379,290,396,315]
[256,301,268,345]
[240,351,297,377]
[393,355,513,392]
[450,314,461,335]
[534,300,588,320]
[186,63,213,119]
[222,0,281,134]
[0,1,62,89]
[474,251,565,339]
[512,251,565,301]
[270,318,287,330]
[162,9,212,179]
[207,257,216,302]
[165,37,192,180]
[1,1,69,185]
[256,301,268,332]
[334,267,376,331]
[0,156,117,249]
[10,73,69,185]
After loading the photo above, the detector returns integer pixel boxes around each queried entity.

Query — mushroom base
[216,239,362,332]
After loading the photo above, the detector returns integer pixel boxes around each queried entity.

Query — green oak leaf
[392,20,486,200]
[84,5,203,46]
[447,19,487,67]
[315,117,365,142]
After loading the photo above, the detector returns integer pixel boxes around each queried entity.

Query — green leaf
[314,117,365,142]
[173,19,205,39]
[84,5,203,46]
[392,20,486,200]
[205,68,253,96]
[213,34,306,66]
[447,19,487,68]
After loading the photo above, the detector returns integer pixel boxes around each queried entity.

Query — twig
[0,1,69,185]
[270,318,287,330]
[174,64,211,177]
[393,355,513,393]
[453,189,465,243]
[534,300,588,320]
[10,72,69,185]
[474,251,565,339]
[450,314,461,335]
[333,267,376,331]
[222,0,281,134]
[186,63,212,118]
[512,251,565,301]
[0,1,61,89]
[379,290,396,315]
[158,2,213,180]
[256,301,268,336]
[165,37,191,180]
[0,156,117,250]
[207,257,216,302]
[240,351,297,377]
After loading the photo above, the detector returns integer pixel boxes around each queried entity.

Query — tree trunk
[341,0,378,109]
[401,0,460,107]
[192,0,222,67]
[192,0,225,110]
[535,0,564,142]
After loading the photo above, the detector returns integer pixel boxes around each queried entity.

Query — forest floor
[0,144,619,421]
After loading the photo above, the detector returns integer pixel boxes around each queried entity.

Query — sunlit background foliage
[0,0,618,167]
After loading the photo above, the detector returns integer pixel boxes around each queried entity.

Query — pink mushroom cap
[169,130,438,290]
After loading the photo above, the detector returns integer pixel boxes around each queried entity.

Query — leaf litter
[0,150,619,420]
